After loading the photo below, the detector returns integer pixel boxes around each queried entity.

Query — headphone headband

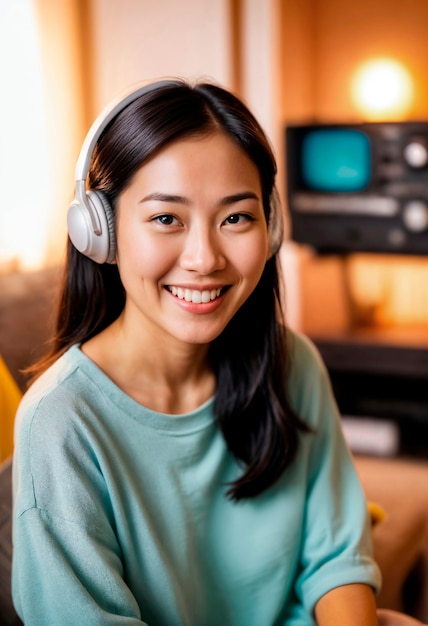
[75,79,176,185]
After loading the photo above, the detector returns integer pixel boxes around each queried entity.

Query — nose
[179,224,226,274]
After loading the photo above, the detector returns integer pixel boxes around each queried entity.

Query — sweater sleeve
[286,332,382,618]
[12,387,147,626]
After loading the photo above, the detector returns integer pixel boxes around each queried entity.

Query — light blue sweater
[12,331,380,625]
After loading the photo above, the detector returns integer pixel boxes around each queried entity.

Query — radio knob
[402,200,428,232]
[403,139,428,168]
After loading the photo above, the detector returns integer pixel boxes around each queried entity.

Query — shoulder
[14,345,102,448]
[17,345,83,411]
[286,328,329,386]
[13,346,114,516]
[285,328,338,430]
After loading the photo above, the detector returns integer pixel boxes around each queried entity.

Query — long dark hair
[32,79,308,500]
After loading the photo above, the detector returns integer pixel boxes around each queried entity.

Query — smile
[167,286,222,303]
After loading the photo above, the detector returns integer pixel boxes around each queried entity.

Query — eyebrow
[218,192,260,206]
[140,192,188,204]
[140,191,260,206]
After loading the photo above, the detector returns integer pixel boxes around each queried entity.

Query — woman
[12,78,381,625]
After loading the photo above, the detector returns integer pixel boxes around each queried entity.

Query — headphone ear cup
[67,190,116,264]
[267,188,284,256]
[91,191,116,263]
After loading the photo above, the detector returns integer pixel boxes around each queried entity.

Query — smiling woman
[12,78,381,626]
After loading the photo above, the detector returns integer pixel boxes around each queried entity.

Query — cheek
[235,236,270,283]
[116,226,176,282]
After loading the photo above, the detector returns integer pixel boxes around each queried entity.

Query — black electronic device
[286,121,428,254]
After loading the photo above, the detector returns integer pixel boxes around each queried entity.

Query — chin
[172,325,227,346]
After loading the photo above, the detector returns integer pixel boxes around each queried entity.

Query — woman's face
[115,131,270,348]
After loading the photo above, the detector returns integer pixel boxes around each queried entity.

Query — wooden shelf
[310,327,428,377]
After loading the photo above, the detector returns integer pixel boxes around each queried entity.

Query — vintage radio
[286,121,428,254]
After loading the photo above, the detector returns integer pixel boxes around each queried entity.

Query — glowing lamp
[351,58,413,121]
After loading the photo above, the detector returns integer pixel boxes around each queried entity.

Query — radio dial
[402,200,428,232]
[403,139,428,168]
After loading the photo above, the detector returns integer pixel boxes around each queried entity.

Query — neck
[82,316,215,414]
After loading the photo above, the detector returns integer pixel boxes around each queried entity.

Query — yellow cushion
[0,355,22,462]
[368,500,387,526]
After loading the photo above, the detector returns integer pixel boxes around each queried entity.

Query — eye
[154,214,180,226]
[224,213,254,225]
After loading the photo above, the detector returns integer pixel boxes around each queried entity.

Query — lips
[167,286,223,304]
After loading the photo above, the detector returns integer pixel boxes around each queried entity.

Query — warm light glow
[348,255,428,327]
[0,0,50,270]
[351,58,413,120]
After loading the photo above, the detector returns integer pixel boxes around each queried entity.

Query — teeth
[169,287,221,303]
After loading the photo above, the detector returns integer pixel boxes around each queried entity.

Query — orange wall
[282,0,428,123]
[281,0,316,123]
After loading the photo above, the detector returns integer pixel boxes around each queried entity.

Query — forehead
[130,132,262,191]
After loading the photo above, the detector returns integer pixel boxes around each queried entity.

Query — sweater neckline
[67,344,216,435]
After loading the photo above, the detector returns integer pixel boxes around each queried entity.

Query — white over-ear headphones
[67,79,284,263]
[67,80,173,264]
